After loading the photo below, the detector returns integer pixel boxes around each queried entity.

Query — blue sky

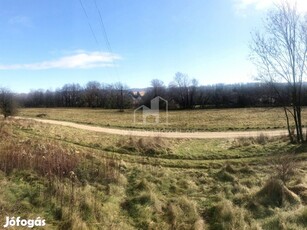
[0,0,305,93]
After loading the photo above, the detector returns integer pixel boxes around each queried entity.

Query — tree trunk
[293,105,304,143]
[284,108,294,143]
[296,106,304,142]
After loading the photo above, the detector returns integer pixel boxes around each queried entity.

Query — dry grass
[255,178,301,207]
[19,107,301,131]
[0,140,79,178]
[0,120,130,229]
[1,119,307,229]
[167,196,203,229]
[13,119,295,163]
[208,199,249,230]
[230,134,276,148]
[115,136,170,156]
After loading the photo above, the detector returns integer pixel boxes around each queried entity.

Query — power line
[78,0,100,48]
[93,0,112,54]
[92,0,121,83]
[78,0,121,82]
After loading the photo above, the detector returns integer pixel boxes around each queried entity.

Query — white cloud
[236,0,272,10]
[0,51,121,70]
[235,0,307,12]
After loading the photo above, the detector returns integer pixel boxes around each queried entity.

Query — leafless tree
[151,79,165,98]
[61,84,83,107]
[85,81,101,108]
[114,82,124,112]
[171,73,199,109]
[250,1,307,143]
[113,82,131,112]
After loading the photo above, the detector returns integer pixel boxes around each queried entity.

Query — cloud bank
[0,51,121,70]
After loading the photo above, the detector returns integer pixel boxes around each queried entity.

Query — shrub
[271,154,298,184]
[0,88,18,119]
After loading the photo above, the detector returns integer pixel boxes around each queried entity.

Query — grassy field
[1,117,307,229]
[18,107,301,131]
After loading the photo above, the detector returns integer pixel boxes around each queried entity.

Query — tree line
[17,81,131,110]
[1,1,306,145]
[11,72,307,110]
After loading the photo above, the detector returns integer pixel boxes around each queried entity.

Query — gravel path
[17,117,289,139]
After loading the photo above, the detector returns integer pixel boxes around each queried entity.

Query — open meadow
[3,0,307,229]
[1,109,307,229]
[19,107,303,131]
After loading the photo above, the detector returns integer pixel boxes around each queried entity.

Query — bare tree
[169,73,200,109]
[0,88,18,119]
[85,81,101,108]
[189,78,199,108]
[151,79,165,98]
[250,1,307,143]
[114,82,124,112]
[113,82,131,112]
[169,72,191,109]
[60,84,83,107]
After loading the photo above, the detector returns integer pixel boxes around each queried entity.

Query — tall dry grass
[0,140,79,178]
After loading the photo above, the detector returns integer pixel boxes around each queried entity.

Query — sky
[0,0,306,93]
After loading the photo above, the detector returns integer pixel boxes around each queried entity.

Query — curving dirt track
[16,117,289,139]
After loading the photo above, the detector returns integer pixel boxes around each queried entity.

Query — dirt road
[17,117,289,139]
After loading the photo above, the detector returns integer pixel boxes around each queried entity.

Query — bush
[0,88,18,119]
[271,154,297,184]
